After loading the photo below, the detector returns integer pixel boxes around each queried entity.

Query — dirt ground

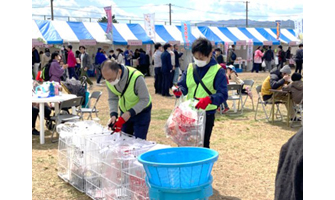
[32,71,299,200]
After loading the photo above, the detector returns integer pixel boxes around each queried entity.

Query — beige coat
[229,73,244,85]
[282,80,303,104]
[41,54,51,68]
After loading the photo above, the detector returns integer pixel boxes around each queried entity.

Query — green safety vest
[186,63,221,111]
[106,66,152,113]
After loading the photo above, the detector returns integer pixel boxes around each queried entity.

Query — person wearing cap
[102,60,152,140]
[282,72,303,105]
[227,65,244,85]
[174,38,228,148]
[261,65,295,119]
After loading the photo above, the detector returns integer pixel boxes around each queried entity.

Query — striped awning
[32,20,300,46]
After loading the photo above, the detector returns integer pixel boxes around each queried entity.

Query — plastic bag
[261,60,266,68]
[165,97,206,147]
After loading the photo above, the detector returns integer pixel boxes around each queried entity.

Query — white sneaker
[96,83,102,86]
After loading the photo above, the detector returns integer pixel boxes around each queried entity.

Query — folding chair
[290,99,303,128]
[254,85,283,122]
[77,91,102,120]
[241,79,255,110]
[225,84,244,115]
[50,97,83,143]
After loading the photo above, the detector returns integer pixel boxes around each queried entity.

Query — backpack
[231,51,237,61]
[42,63,51,81]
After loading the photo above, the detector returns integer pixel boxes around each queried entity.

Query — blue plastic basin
[138,147,219,189]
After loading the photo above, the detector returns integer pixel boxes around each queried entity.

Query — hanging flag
[144,13,156,43]
[104,6,113,40]
[294,18,303,40]
[275,20,281,40]
[246,39,253,62]
[181,21,191,50]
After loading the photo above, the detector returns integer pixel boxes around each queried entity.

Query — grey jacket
[108,65,151,118]
[81,53,92,70]
[153,50,163,67]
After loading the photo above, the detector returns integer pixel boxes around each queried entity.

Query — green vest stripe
[106,66,152,113]
[186,63,221,111]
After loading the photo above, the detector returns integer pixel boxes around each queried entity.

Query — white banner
[246,39,253,62]
[144,13,156,43]
[294,18,303,39]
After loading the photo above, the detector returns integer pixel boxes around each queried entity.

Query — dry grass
[32,72,299,200]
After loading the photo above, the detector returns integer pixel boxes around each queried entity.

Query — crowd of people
[251,44,303,74]
[152,43,184,96]
[32,41,303,137]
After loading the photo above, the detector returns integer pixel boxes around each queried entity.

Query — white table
[32,94,77,144]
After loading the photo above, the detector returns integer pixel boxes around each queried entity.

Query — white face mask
[193,57,207,67]
[109,74,120,85]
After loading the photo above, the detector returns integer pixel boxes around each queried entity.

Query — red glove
[172,86,182,98]
[195,96,212,110]
[113,117,126,132]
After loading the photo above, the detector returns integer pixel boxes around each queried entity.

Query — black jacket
[264,49,274,61]
[216,55,224,64]
[270,68,286,89]
[161,51,172,74]
[286,50,291,59]
[275,128,303,200]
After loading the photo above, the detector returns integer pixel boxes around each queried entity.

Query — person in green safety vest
[102,60,152,140]
[173,38,228,148]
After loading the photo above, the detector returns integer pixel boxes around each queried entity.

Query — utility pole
[169,3,171,25]
[50,0,54,20]
[245,1,250,27]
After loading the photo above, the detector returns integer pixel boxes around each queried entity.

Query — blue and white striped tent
[32,20,300,46]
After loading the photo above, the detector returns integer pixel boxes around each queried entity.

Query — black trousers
[139,64,146,75]
[154,67,162,94]
[252,63,261,73]
[277,60,284,69]
[32,106,52,128]
[121,104,152,140]
[204,113,215,148]
[162,72,171,96]
[295,60,303,74]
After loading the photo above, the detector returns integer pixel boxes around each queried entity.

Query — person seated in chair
[282,72,303,105]
[261,65,296,121]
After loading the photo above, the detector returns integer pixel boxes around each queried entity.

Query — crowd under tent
[32,19,301,72]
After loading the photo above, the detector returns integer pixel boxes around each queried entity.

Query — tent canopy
[32,20,300,46]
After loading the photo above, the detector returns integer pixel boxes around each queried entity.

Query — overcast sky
[32,0,303,24]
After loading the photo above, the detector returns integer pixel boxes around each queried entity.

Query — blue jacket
[124,50,133,66]
[139,52,146,65]
[161,51,172,74]
[95,52,107,65]
[177,58,228,114]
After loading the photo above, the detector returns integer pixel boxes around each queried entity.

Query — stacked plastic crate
[57,121,170,200]
[57,121,108,192]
